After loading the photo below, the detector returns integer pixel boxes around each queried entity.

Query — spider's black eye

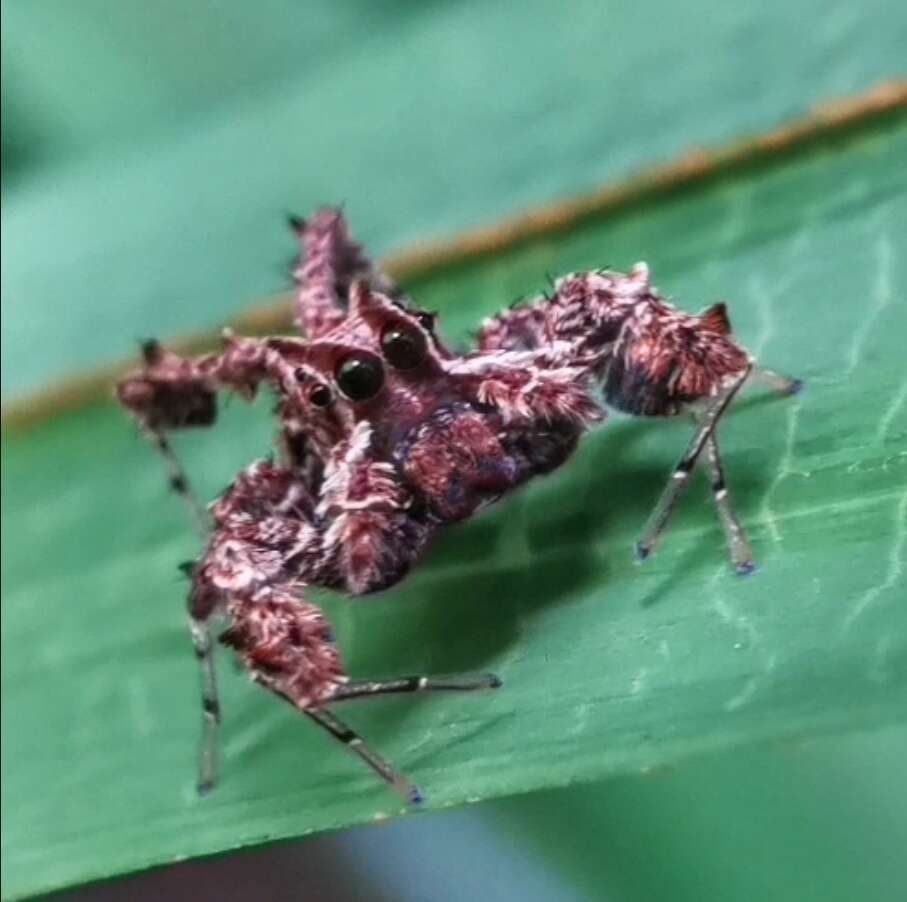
[380,323,427,370]
[308,383,332,408]
[335,354,385,401]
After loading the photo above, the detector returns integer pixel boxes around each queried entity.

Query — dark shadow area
[287,394,788,773]
[39,831,397,902]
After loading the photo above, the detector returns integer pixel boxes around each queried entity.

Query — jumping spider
[117,207,801,804]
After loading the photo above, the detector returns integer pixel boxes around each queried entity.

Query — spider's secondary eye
[380,324,427,370]
[308,383,332,408]
[335,354,385,401]
[416,311,436,331]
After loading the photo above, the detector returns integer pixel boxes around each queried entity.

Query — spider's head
[270,282,458,455]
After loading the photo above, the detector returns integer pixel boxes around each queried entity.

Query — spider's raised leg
[149,430,211,537]
[118,335,297,530]
[290,207,401,339]
[125,339,216,537]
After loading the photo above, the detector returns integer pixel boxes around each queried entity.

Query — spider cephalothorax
[117,206,800,803]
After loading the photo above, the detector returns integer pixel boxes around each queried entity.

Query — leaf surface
[3,119,906,900]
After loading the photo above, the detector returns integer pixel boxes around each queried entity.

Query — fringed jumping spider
[117,208,801,804]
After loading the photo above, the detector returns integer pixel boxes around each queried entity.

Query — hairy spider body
[117,207,799,803]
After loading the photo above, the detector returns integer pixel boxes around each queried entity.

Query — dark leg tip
[407,786,426,806]
[139,337,162,365]
[635,541,652,562]
[177,560,197,579]
[786,378,805,396]
[487,673,503,690]
[735,560,757,577]
[197,779,216,796]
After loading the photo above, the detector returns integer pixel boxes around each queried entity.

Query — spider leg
[636,364,752,563]
[188,615,221,792]
[699,364,800,573]
[118,336,294,535]
[455,351,603,428]
[476,299,548,351]
[147,428,212,539]
[303,669,504,804]
[221,588,423,805]
[304,707,424,805]
[120,339,217,536]
[196,460,427,802]
[329,672,502,702]
[290,207,400,339]
[703,429,755,576]
[187,445,497,803]
[120,339,300,781]
[751,366,804,397]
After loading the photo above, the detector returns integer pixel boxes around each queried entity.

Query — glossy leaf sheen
[3,121,906,899]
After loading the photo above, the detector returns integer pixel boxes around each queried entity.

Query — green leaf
[3,117,905,900]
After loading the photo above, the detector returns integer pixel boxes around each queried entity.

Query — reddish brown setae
[117,208,801,803]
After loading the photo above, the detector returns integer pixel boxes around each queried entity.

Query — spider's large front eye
[380,323,427,370]
[335,354,385,401]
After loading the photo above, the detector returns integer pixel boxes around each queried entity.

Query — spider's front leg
[213,584,496,805]
[192,451,499,803]
[213,583,432,805]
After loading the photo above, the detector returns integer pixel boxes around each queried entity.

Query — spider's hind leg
[634,365,752,566]
[634,360,802,571]
[703,429,755,575]
[752,366,804,397]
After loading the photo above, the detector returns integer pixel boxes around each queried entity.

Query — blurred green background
[3,2,906,901]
